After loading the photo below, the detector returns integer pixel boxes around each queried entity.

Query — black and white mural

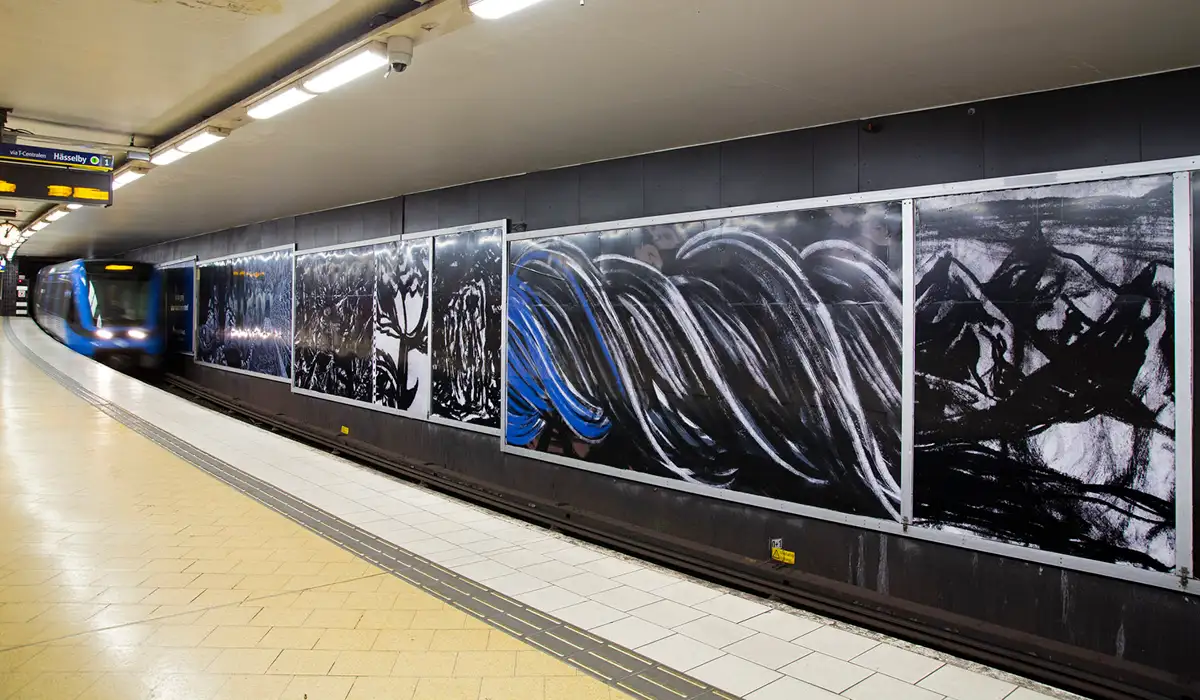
[913,175,1177,571]
[507,206,903,519]
[292,238,430,414]
[374,239,431,414]
[431,226,504,428]
[293,247,375,402]
[197,248,293,380]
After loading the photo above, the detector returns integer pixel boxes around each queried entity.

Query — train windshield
[83,263,153,328]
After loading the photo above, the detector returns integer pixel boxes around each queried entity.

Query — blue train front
[33,259,165,370]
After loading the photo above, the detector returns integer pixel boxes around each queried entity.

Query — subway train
[32,259,165,370]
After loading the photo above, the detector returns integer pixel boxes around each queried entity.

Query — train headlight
[127,329,148,340]
[95,329,114,339]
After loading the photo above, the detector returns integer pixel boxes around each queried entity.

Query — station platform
[0,317,1075,700]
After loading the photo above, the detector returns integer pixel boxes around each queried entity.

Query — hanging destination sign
[0,161,113,206]
[0,144,114,172]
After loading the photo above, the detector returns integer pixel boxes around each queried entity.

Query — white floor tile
[590,585,661,612]
[431,552,486,568]
[439,529,495,545]
[490,549,551,569]
[795,625,879,661]
[514,585,585,612]
[454,560,516,582]
[522,561,584,582]
[591,616,673,648]
[613,568,681,592]
[460,538,512,554]
[694,593,771,623]
[743,610,825,641]
[554,600,627,630]
[689,654,781,696]
[918,666,1016,700]
[723,633,812,670]
[852,643,944,683]
[673,615,756,648]
[545,545,606,565]
[780,651,873,693]
[635,634,723,672]
[415,519,468,536]
[485,572,550,597]
[631,600,707,628]
[579,556,643,579]
[653,580,723,607]
[843,673,944,700]
[555,572,621,596]
[746,676,844,700]
[524,537,575,554]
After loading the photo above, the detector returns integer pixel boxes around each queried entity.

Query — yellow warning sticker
[771,547,796,565]
[340,426,350,435]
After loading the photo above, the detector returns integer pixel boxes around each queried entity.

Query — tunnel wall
[125,68,1200,698]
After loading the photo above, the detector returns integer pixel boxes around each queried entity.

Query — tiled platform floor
[1,317,1081,700]
[0,332,625,700]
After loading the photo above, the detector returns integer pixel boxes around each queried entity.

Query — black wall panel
[812,121,860,196]
[127,68,1200,699]
[1139,69,1200,161]
[437,184,480,228]
[578,157,644,224]
[982,80,1143,178]
[523,168,579,230]
[642,143,721,216]
[719,129,814,207]
[859,107,985,190]
[476,176,526,226]
[403,190,439,234]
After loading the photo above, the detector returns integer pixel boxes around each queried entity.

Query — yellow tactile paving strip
[0,340,627,699]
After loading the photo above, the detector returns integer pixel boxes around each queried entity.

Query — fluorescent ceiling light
[112,169,146,190]
[469,0,550,19]
[150,148,188,166]
[303,43,388,93]
[46,209,70,222]
[177,127,229,153]
[32,221,49,231]
[67,203,83,210]
[247,87,315,120]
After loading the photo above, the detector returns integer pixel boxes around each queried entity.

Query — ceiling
[11,0,1200,257]
[0,0,417,136]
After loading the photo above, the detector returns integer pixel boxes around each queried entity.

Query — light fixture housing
[247,87,316,120]
[150,148,188,166]
[46,209,70,222]
[32,221,49,231]
[303,42,389,93]
[112,168,148,190]
[177,126,230,153]
[67,203,83,210]
[469,0,550,19]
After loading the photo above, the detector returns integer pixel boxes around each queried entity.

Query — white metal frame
[500,154,1199,594]
[1174,171,1194,580]
[156,256,198,356]
[194,244,295,384]
[288,221,508,434]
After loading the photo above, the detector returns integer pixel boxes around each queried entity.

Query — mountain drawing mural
[507,205,903,519]
[914,175,1177,571]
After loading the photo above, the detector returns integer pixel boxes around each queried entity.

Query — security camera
[388,36,414,73]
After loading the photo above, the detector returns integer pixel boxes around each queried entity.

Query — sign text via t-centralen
[0,144,114,207]
[0,144,114,172]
